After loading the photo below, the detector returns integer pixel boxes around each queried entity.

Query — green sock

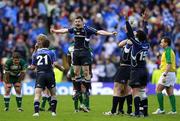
[4,97,10,109]
[47,96,51,108]
[86,95,89,108]
[82,92,87,106]
[74,99,79,110]
[79,93,83,104]
[169,95,176,112]
[41,97,47,109]
[157,92,164,110]
[82,92,89,108]
[16,96,22,108]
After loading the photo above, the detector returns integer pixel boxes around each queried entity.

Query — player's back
[131,41,149,68]
[32,48,55,73]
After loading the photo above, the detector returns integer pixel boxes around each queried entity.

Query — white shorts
[158,72,176,87]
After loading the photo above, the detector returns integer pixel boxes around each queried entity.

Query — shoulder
[32,52,37,57]
[5,58,13,65]
[165,47,172,53]
[49,49,56,56]
[85,25,96,31]
[20,59,26,64]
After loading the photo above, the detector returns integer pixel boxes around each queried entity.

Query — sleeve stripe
[165,48,171,64]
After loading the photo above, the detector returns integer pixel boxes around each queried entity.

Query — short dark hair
[42,39,50,48]
[12,52,20,59]
[75,16,83,21]
[136,30,147,42]
[163,37,171,46]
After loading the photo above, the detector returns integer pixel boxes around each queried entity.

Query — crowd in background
[0,0,180,82]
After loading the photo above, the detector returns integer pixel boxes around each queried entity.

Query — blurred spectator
[14,35,29,61]
[104,57,117,82]
[0,0,179,82]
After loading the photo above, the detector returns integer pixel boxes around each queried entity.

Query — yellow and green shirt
[160,47,176,72]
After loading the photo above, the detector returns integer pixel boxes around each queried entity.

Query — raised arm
[142,9,149,34]
[125,15,141,45]
[125,20,135,39]
[50,28,69,34]
[118,39,128,48]
[143,21,148,34]
[97,30,117,36]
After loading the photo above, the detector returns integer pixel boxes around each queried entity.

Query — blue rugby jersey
[32,48,56,72]
[126,21,150,68]
[68,25,97,50]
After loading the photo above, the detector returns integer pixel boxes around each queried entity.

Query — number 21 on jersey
[37,55,48,65]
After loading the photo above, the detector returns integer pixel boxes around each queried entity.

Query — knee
[84,71,91,80]
[156,87,161,93]
[113,83,120,96]
[51,95,57,101]
[74,69,80,77]
[15,88,21,95]
[34,95,41,102]
[14,82,21,87]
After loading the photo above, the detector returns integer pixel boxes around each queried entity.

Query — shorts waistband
[120,64,131,66]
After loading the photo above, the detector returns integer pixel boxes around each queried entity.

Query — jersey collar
[37,48,49,51]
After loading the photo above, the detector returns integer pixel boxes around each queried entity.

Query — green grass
[0,95,179,121]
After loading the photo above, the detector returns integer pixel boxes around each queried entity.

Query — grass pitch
[0,95,179,121]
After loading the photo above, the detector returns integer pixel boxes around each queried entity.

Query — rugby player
[125,10,150,117]
[51,16,117,112]
[29,34,64,116]
[103,39,132,115]
[4,52,27,112]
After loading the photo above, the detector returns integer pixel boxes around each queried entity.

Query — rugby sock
[169,95,176,112]
[16,95,22,108]
[126,94,132,114]
[139,100,143,112]
[34,101,40,113]
[85,83,90,109]
[73,91,79,110]
[47,96,51,108]
[82,92,88,106]
[141,98,148,116]
[41,96,47,109]
[118,96,125,113]
[157,92,164,110]
[134,96,140,115]
[111,96,120,113]
[86,95,89,108]
[4,95,10,109]
[79,93,83,104]
[51,99,57,113]
[74,99,79,110]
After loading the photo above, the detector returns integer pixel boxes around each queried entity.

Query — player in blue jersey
[28,34,64,117]
[51,16,117,112]
[125,9,150,117]
[103,39,132,116]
